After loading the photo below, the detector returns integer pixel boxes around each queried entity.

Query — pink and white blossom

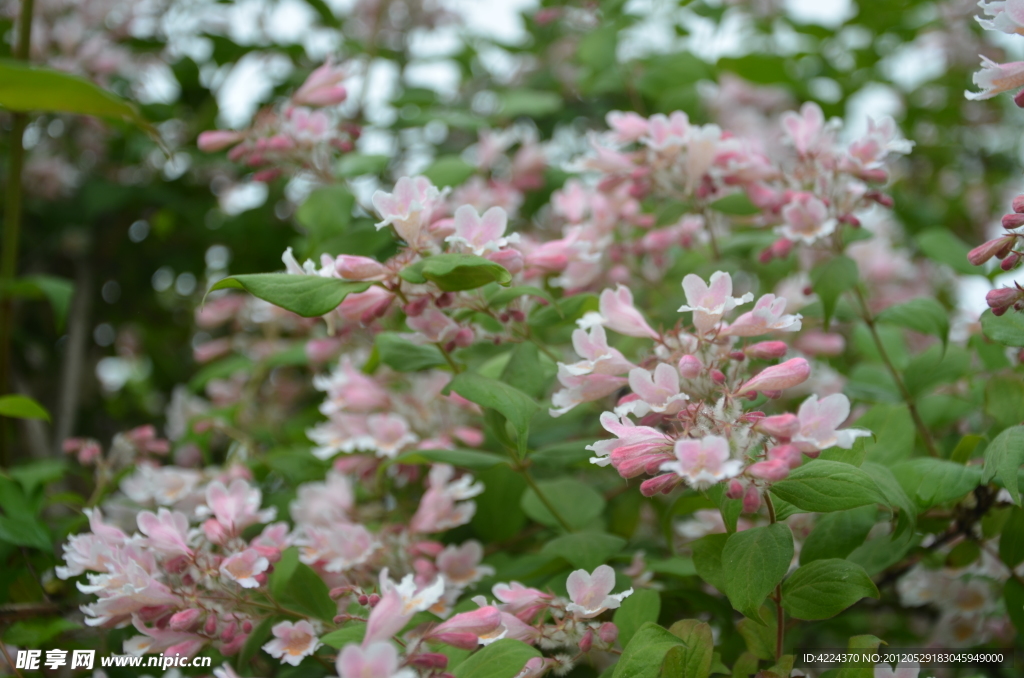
[220,549,269,588]
[792,394,871,452]
[263,620,321,666]
[337,641,416,678]
[565,565,634,619]
[660,436,742,490]
[445,205,519,255]
[723,294,802,336]
[678,271,753,335]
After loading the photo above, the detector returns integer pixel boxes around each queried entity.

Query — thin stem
[434,342,462,373]
[0,637,23,678]
[764,492,783,661]
[0,0,36,463]
[521,468,574,533]
[851,286,938,457]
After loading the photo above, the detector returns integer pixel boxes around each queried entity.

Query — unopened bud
[598,622,619,645]
[1003,253,1022,271]
[745,341,788,359]
[710,369,726,384]
[1003,213,1024,229]
[408,653,449,669]
[1013,195,1024,213]
[578,630,594,653]
[169,609,202,632]
[678,355,702,379]
[204,614,218,636]
[726,479,745,499]
[742,483,762,513]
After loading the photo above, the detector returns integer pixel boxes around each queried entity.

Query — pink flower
[337,641,415,678]
[643,111,690,149]
[606,110,649,143]
[364,570,445,645]
[550,367,628,417]
[199,479,276,536]
[57,508,127,578]
[561,325,635,377]
[734,358,811,397]
[436,541,494,587]
[292,60,347,107]
[966,57,1024,100]
[290,470,354,526]
[220,549,269,588]
[565,565,633,619]
[978,0,1024,35]
[445,205,519,255]
[660,436,742,490]
[679,271,753,335]
[792,394,870,452]
[587,412,674,475]
[778,193,836,245]
[337,286,395,325]
[314,357,390,414]
[407,307,462,344]
[987,285,1024,315]
[425,606,505,649]
[615,364,689,417]
[781,102,832,156]
[123,618,204,657]
[723,294,802,336]
[136,508,193,558]
[588,285,660,339]
[491,582,552,621]
[296,523,380,572]
[371,176,445,249]
[263,620,321,666]
[410,464,483,533]
[755,413,800,440]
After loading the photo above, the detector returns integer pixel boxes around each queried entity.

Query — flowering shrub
[3,1,1024,678]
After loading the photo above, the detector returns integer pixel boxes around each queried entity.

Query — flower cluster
[198,60,358,183]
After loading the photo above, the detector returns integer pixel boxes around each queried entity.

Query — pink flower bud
[710,369,726,384]
[1014,89,1024,108]
[305,337,341,364]
[221,633,247,656]
[748,458,790,481]
[794,331,845,357]
[454,327,474,348]
[969,235,1016,266]
[431,632,480,650]
[768,444,803,469]
[204,614,218,636]
[169,609,202,632]
[252,169,281,183]
[1013,195,1024,213]
[1002,251,1023,271]
[742,483,761,513]
[678,355,702,379]
[198,130,245,152]
[486,248,524,275]
[726,479,745,499]
[335,255,388,280]
[756,413,800,439]
[1003,214,1024,229]
[744,341,788,359]
[408,653,450,669]
[242,621,253,633]
[203,518,227,544]
[987,286,1024,316]
[735,358,810,397]
[578,630,594,652]
[598,622,619,645]
[640,473,680,496]
[220,621,237,643]
[729,351,746,361]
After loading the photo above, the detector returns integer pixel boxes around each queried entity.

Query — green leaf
[0,395,50,422]
[9,459,67,494]
[529,293,598,329]
[613,622,684,678]
[520,478,605,531]
[336,153,390,177]
[393,448,509,470]
[0,515,51,550]
[296,185,354,236]
[985,376,1024,430]
[422,155,476,188]
[1005,577,1024,637]
[983,425,1024,504]
[981,309,1024,347]
[737,615,776,661]
[2,617,79,648]
[692,533,728,592]
[497,89,562,118]
[916,228,975,275]
[769,461,885,513]
[400,254,512,292]
[721,523,794,621]
[500,342,555,400]
[374,332,448,372]
[800,506,877,564]
[665,620,714,678]
[851,404,914,464]
[207,274,372,318]
[810,255,858,330]
[451,638,541,678]
[444,372,538,452]
[892,458,983,509]
[472,466,527,542]
[709,192,759,216]
[274,560,337,621]
[319,623,366,649]
[541,531,626,571]
[1000,507,1024,569]
[487,285,558,309]
[613,589,662,648]
[781,559,878,620]
[860,462,917,538]
[0,59,149,128]
[2,275,75,331]
[901,344,970,398]
[876,298,949,348]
